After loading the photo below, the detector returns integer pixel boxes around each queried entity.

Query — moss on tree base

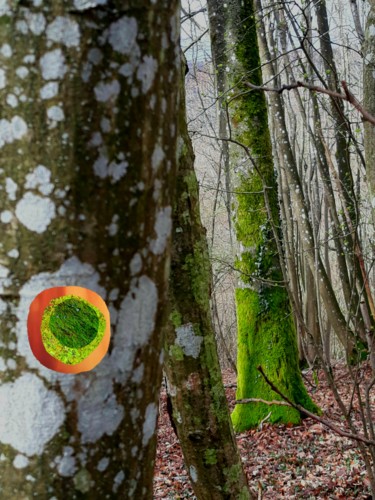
[231,289,320,432]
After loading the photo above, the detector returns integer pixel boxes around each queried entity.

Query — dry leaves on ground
[154,364,373,499]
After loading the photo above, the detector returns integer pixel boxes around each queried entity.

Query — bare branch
[257,365,375,447]
[244,80,375,127]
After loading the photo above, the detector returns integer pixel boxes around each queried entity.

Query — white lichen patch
[108,214,119,236]
[136,56,158,94]
[0,210,12,223]
[149,206,172,255]
[15,192,56,233]
[5,177,17,200]
[13,454,29,469]
[47,105,65,123]
[0,43,12,58]
[73,0,107,10]
[113,470,125,493]
[94,80,120,103]
[6,358,16,370]
[0,373,65,456]
[190,465,198,483]
[25,165,54,195]
[175,323,203,359]
[93,152,128,183]
[40,49,67,80]
[25,11,46,36]
[142,403,158,446]
[111,276,158,383]
[129,253,142,276]
[0,68,6,89]
[97,457,109,472]
[0,116,28,147]
[88,48,103,65]
[151,144,165,172]
[77,377,124,444]
[16,66,29,79]
[56,446,77,477]
[47,17,80,48]
[108,17,138,55]
[7,248,19,258]
[0,0,11,17]
[40,82,58,100]
[6,94,18,108]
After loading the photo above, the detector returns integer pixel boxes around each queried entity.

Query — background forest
[0,0,375,499]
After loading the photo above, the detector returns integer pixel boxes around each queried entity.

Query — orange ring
[27,286,110,374]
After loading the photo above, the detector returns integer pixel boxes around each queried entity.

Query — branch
[183,28,209,54]
[244,80,375,127]
[236,397,290,407]
[257,365,375,447]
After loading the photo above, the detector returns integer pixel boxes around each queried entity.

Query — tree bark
[364,0,375,208]
[209,0,319,431]
[163,57,251,500]
[255,0,360,357]
[0,2,180,498]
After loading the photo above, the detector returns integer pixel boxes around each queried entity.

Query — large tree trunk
[207,0,318,431]
[163,57,251,500]
[0,2,180,498]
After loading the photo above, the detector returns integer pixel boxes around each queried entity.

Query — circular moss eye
[49,297,99,349]
[41,295,106,366]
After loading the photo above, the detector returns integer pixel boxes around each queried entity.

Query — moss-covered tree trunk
[364,1,375,208]
[0,2,179,498]
[214,0,318,431]
[163,60,251,499]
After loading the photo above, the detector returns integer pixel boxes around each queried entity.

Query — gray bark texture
[364,0,375,207]
[163,58,251,500]
[0,1,180,498]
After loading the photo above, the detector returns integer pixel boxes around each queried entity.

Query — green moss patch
[41,295,106,365]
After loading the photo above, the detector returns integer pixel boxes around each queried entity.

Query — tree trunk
[163,57,251,500]
[211,0,319,431]
[0,2,180,498]
[255,0,361,357]
[364,0,375,208]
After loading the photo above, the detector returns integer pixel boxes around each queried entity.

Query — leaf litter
[154,363,373,499]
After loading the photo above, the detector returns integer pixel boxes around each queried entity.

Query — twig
[235,397,290,406]
[244,80,375,126]
[257,365,375,447]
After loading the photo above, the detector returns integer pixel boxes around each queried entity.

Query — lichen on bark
[163,57,251,498]
[0,1,180,498]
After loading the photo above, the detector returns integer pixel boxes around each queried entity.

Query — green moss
[182,240,211,309]
[49,297,99,348]
[169,344,184,361]
[41,295,106,365]
[223,464,243,493]
[204,448,218,465]
[169,310,182,328]
[228,0,319,431]
[231,289,320,431]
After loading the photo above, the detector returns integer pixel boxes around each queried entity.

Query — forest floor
[154,363,373,499]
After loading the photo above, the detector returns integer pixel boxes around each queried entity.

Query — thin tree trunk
[0,2,180,498]
[163,58,251,499]
[255,0,359,355]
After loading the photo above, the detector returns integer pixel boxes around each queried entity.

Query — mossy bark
[163,59,251,499]
[0,2,180,498]
[364,1,375,208]
[225,0,319,431]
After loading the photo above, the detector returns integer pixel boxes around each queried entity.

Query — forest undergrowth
[154,364,373,499]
